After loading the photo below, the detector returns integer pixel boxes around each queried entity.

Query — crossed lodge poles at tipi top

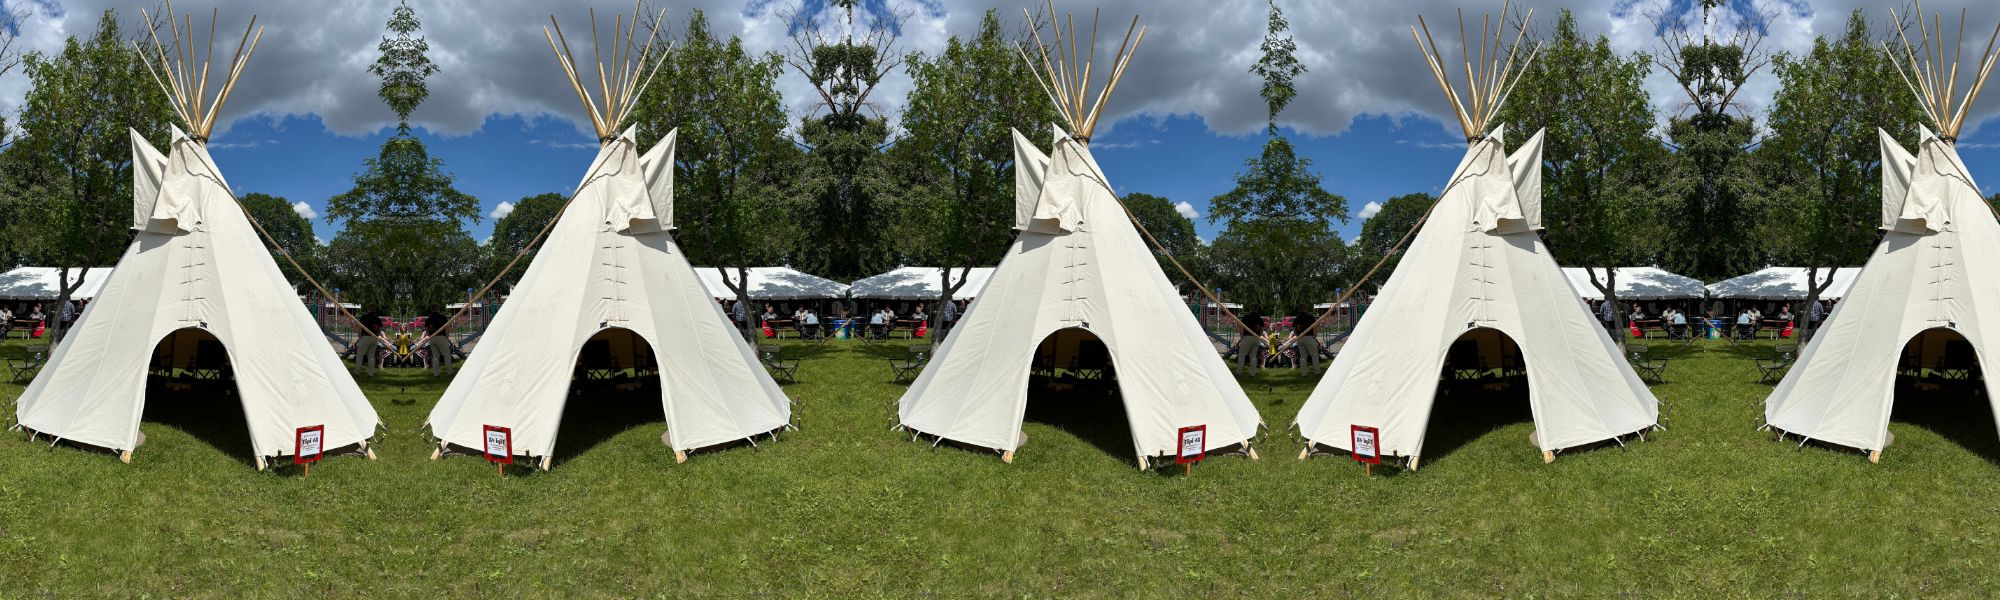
[1291,3,1659,468]
[14,4,382,469]
[423,7,792,469]
[1762,3,2000,461]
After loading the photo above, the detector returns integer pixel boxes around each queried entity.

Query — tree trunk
[49,266,86,344]
[935,266,970,342]
[1799,266,1832,345]
[717,266,753,343]
[1588,266,1624,349]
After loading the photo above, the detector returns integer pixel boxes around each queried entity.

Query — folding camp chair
[7,345,47,383]
[889,344,930,383]
[1756,344,1796,384]
[1628,345,1669,384]
[758,343,801,384]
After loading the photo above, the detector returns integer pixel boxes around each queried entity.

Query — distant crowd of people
[1230,306,1329,377]
[1590,298,1835,340]
[348,310,457,377]
[719,298,967,340]
[1,299,91,339]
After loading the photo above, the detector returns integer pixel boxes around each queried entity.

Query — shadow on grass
[1416,377,1533,469]
[1023,379,1135,462]
[550,378,665,466]
[1891,378,2000,464]
[142,377,256,467]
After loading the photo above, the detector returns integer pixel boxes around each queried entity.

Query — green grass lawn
[1,334,1997,596]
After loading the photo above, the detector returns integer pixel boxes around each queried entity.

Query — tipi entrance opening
[1891,327,1996,458]
[1421,327,1533,465]
[143,327,252,460]
[1024,327,1132,459]
[555,327,665,460]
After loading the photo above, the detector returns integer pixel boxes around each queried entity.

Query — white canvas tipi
[425,11,790,468]
[1762,12,2000,459]
[15,11,381,468]
[896,11,1263,467]
[1293,10,1657,467]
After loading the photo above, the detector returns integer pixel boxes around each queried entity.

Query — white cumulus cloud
[1173,201,1199,220]
[490,201,515,219]
[291,201,318,219]
[1358,201,1382,220]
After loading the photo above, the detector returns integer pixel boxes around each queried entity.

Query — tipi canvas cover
[1292,127,1658,465]
[425,128,791,466]
[1762,128,2000,454]
[896,127,1263,464]
[15,127,381,465]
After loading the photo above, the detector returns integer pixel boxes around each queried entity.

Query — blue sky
[10,0,2000,260]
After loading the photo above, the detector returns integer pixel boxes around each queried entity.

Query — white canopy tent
[0,267,116,302]
[693,267,848,301]
[1706,267,1862,301]
[897,18,1261,468]
[848,267,994,300]
[1763,126,2000,459]
[1560,267,1706,301]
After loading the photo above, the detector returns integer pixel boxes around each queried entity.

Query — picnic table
[1630,319,1664,338]
[6,319,40,339]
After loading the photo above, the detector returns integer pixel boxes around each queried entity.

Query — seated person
[868,309,889,338]
[801,309,821,338]
[1668,309,1688,338]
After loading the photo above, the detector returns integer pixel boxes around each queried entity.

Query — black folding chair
[758,344,801,383]
[1629,345,1669,384]
[889,344,930,383]
[6,345,47,383]
[1756,344,1796,384]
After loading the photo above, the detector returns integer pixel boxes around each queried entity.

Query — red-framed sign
[294,425,325,465]
[483,425,514,465]
[1176,425,1207,465]
[1351,425,1382,465]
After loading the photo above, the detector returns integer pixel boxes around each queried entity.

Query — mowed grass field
[0,334,1997,596]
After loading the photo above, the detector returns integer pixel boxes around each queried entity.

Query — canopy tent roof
[849,267,995,300]
[1560,267,1706,301]
[692,267,848,301]
[0,267,116,301]
[1706,267,1862,300]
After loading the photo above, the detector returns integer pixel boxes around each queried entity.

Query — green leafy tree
[326,2,479,314]
[480,192,566,291]
[1120,192,1202,282]
[0,11,175,340]
[1206,0,1348,313]
[1758,11,1924,341]
[1347,192,1433,283]
[1499,10,1663,337]
[784,2,905,279]
[237,193,323,286]
[629,10,797,338]
[892,10,1059,333]
[370,1,437,129]
[1209,219,1346,311]
[1653,0,1769,280]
